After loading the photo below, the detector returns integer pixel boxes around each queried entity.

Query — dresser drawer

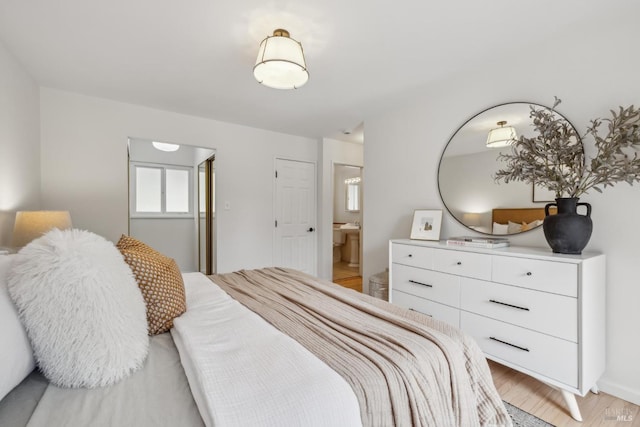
[391,243,433,268]
[433,249,491,281]
[461,312,577,388]
[460,278,577,342]
[392,290,460,328]
[392,264,460,307]
[492,256,577,297]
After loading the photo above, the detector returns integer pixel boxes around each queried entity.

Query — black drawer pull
[489,299,530,311]
[409,279,433,288]
[526,272,532,276]
[408,254,413,258]
[489,337,530,352]
[409,308,432,317]
[456,261,462,265]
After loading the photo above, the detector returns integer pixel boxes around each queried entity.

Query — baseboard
[599,379,640,406]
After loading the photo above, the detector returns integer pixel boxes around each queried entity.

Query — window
[136,167,162,212]
[165,168,190,212]
[131,163,192,216]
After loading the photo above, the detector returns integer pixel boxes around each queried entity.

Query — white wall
[363,13,640,404]
[39,88,317,273]
[318,138,363,279]
[0,41,41,246]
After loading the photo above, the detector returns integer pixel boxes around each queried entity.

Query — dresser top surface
[390,239,604,263]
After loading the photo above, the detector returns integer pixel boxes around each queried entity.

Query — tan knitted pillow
[116,235,186,335]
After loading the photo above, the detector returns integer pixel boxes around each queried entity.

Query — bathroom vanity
[333,223,360,267]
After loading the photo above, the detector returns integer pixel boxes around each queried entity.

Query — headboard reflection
[492,207,557,226]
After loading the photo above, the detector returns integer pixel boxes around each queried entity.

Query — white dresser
[389,239,605,421]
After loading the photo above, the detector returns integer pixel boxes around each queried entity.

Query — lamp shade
[12,211,73,247]
[461,212,482,227]
[254,29,309,90]
[486,121,517,148]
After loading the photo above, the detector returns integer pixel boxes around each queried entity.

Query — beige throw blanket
[211,268,511,427]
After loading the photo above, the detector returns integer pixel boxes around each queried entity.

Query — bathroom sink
[339,223,360,230]
[336,224,360,268]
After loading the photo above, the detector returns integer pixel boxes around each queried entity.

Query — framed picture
[410,209,443,240]
[532,181,555,203]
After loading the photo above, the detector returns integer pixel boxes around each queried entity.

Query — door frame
[198,155,215,275]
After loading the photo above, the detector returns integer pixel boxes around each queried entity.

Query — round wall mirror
[437,102,580,236]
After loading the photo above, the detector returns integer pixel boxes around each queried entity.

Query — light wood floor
[333,261,360,280]
[333,275,362,292]
[489,360,640,426]
[332,261,363,292]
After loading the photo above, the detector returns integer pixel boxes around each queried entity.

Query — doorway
[127,138,215,272]
[332,164,363,291]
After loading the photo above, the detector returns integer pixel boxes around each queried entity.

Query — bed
[491,207,556,225]
[491,206,557,234]
[1,248,512,426]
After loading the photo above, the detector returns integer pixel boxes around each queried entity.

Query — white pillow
[0,255,35,401]
[8,229,149,388]
[492,222,509,235]
[507,221,522,234]
[530,219,543,228]
[522,219,543,231]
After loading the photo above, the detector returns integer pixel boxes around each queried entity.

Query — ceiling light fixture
[152,141,180,152]
[253,29,309,90]
[486,120,517,148]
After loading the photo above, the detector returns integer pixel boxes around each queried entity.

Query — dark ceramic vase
[543,198,593,254]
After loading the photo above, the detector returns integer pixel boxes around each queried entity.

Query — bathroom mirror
[437,102,580,235]
[345,180,360,212]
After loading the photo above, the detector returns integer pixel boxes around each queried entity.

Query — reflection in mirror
[345,178,361,212]
[198,156,215,274]
[127,138,215,272]
[198,163,206,273]
[437,102,579,236]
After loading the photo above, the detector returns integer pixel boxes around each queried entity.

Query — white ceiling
[0,1,627,142]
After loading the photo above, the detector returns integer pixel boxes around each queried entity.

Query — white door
[274,158,317,275]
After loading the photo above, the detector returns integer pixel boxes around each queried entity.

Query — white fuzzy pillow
[8,229,149,388]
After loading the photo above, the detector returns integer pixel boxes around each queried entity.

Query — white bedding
[2,270,507,426]
[171,272,362,427]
